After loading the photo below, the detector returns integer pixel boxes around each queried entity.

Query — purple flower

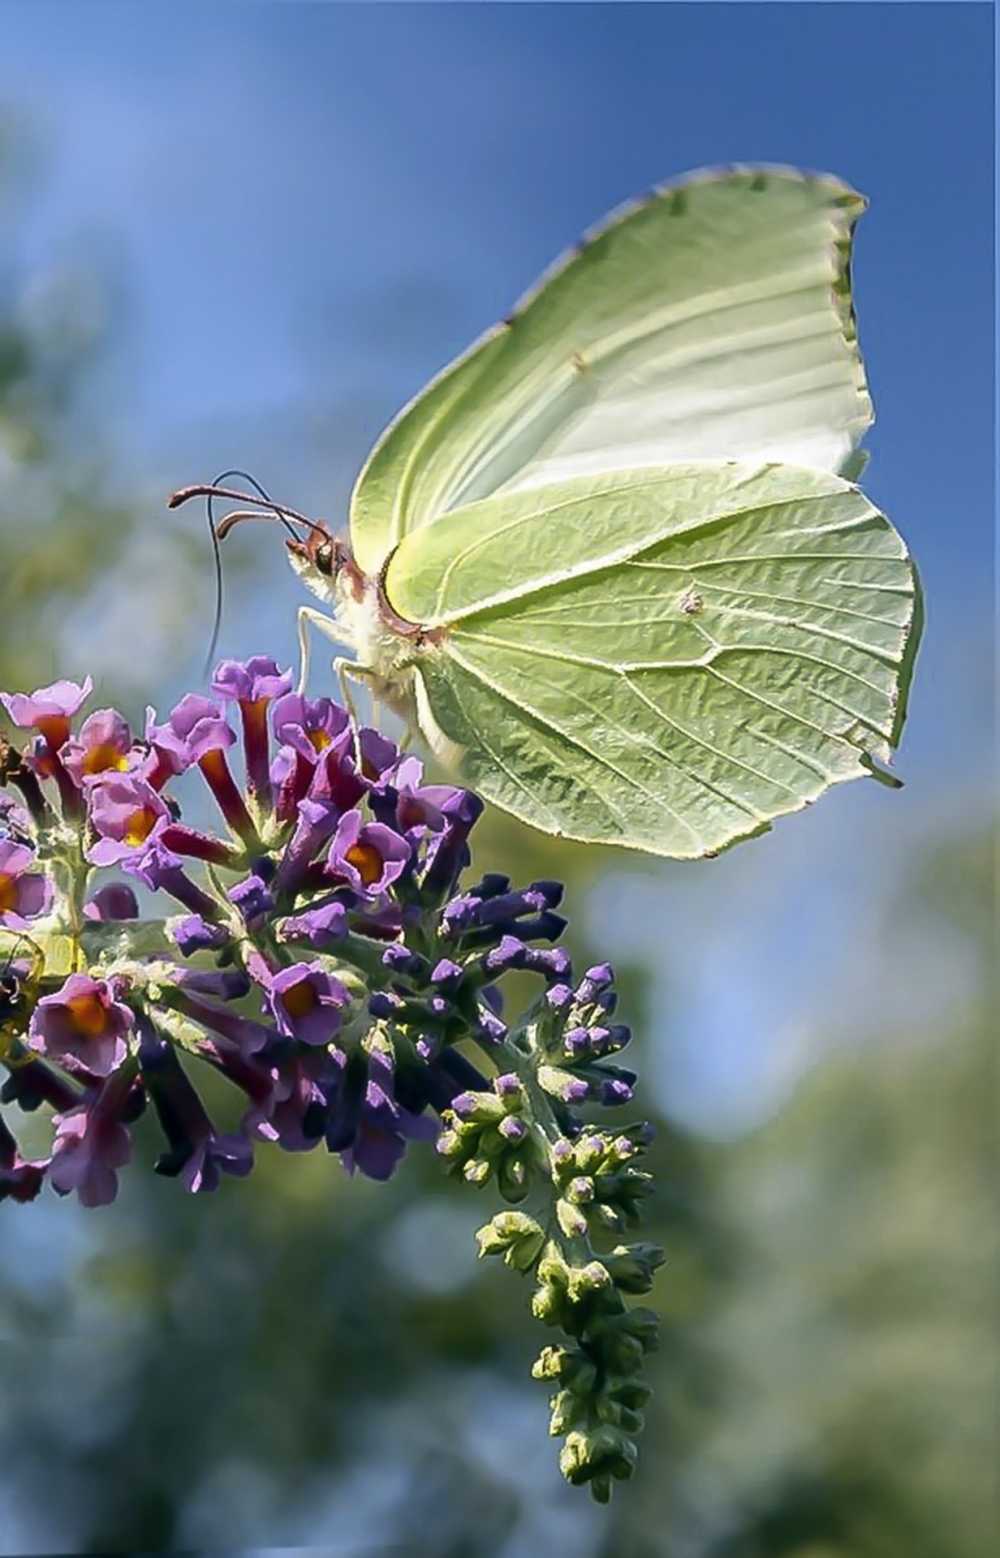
[229,873,274,924]
[271,691,351,763]
[1,676,92,751]
[138,1020,254,1193]
[281,899,349,948]
[28,973,133,1077]
[266,961,350,1047]
[86,775,170,866]
[144,694,235,778]
[327,808,411,897]
[0,838,53,929]
[371,755,468,840]
[273,794,343,894]
[48,1093,132,1207]
[245,1046,338,1152]
[169,914,230,956]
[213,657,293,809]
[60,708,136,786]
[83,881,140,921]
[356,727,400,786]
[340,1042,436,1182]
[212,656,293,706]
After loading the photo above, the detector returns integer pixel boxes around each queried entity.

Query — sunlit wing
[350,166,872,576]
[385,462,921,859]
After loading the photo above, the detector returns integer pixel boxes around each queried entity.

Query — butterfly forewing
[349,166,871,577]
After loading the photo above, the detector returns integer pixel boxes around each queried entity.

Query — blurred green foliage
[0,125,993,1558]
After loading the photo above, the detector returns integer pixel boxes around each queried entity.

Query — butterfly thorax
[289,547,423,722]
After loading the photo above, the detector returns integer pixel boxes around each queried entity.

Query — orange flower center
[66,993,108,1037]
[345,841,383,887]
[0,873,17,912]
[282,979,318,1019]
[124,806,159,847]
[83,743,129,777]
[307,727,331,753]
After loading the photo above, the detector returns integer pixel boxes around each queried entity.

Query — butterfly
[175,165,922,860]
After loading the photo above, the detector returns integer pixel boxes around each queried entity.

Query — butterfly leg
[296,606,346,696]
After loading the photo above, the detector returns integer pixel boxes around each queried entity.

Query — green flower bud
[559,1425,638,1488]
[556,1197,589,1239]
[476,1210,545,1271]
[602,1242,665,1294]
[549,1388,585,1436]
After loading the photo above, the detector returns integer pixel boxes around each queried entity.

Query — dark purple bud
[170,914,230,956]
[281,898,349,948]
[229,873,274,924]
[381,943,427,980]
[176,968,251,1002]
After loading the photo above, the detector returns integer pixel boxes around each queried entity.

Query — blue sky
[1,1,994,1129]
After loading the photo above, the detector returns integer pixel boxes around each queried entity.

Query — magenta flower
[0,839,53,929]
[86,774,170,866]
[266,961,351,1047]
[60,708,137,787]
[48,1094,132,1207]
[327,808,411,897]
[28,973,133,1077]
[1,676,92,751]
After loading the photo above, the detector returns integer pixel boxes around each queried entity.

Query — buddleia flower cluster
[0,658,662,1500]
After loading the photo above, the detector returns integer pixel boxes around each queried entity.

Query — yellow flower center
[346,841,383,887]
[282,979,318,1019]
[123,806,159,847]
[66,993,108,1037]
[0,873,17,912]
[307,727,331,753]
[82,743,129,777]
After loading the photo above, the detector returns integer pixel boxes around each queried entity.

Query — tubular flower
[0,657,661,1502]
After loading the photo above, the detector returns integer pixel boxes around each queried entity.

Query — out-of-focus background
[0,3,993,1555]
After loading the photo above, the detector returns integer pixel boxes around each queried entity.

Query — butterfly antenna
[183,469,304,678]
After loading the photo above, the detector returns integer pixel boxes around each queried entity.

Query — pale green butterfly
[177,165,922,860]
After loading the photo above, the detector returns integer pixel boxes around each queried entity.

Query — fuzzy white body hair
[288,550,465,769]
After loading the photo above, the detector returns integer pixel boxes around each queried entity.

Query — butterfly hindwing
[388,462,920,858]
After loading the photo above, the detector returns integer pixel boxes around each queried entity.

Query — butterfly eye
[315,542,335,577]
